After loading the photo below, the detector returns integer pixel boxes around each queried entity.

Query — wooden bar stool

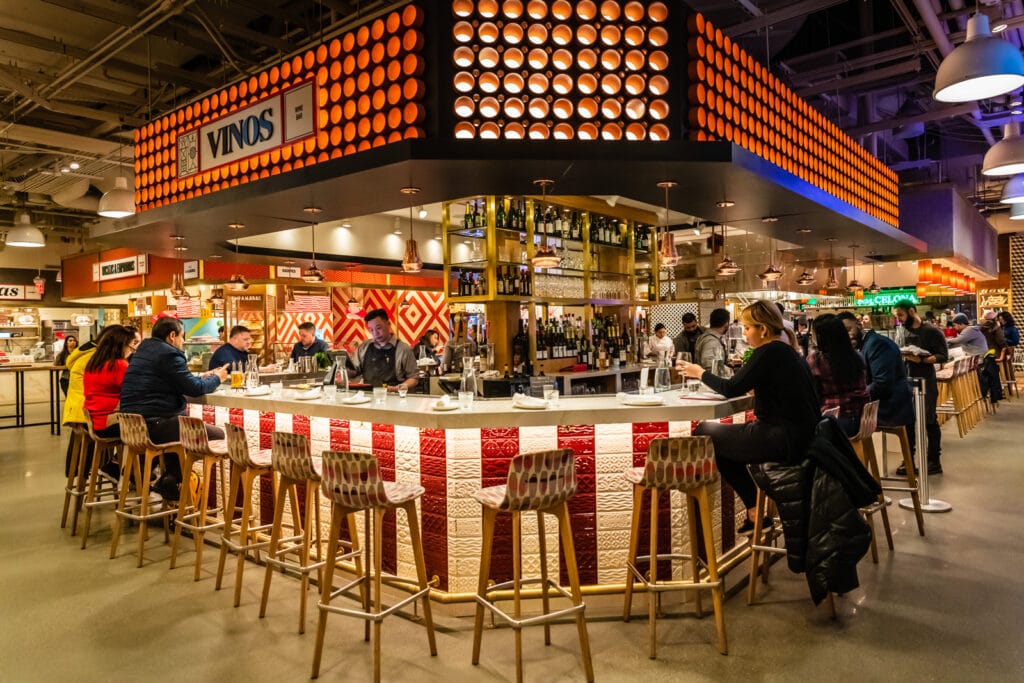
[260,432,326,634]
[109,413,182,567]
[848,402,891,563]
[216,423,274,606]
[746,485,785,605]
[312,450,435,682]
[60,423,90,533]
[470,448,593,683]
[878,424,925,536]
[78,409,123,549]
[170,416,228,581]
[622,436,728,658]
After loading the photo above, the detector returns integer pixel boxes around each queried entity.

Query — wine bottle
[496,198,506,230]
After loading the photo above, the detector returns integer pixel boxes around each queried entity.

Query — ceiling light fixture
[657,181,680,268]
[846,244,864,292]
[1001,173,1024,203]
[401,186,423,273]
[933,13,1024,103]
[1010,203,1024,219]
[867,261,881,294]
[417,206,428,219]
[824,238,839,289]
[796,269,816,286]
[715,199,735,208]
[761,215,779,223]
[796,227,813,234]
[226,223,250,292]
[531,179,560,269]
[170,235,190,300]
[97,177,136,219]
[433,224,442,241]
[757,237,782,282]
[982,121,1024,176]
[302,212,325,283]
[6,211,45,248]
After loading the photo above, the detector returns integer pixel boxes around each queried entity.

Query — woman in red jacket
[83,325,136,438]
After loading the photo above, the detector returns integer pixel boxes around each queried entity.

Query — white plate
[513,401,549,410]
[294,391,322,400]
[432,402,460,411]
[621,396,665,406]
[684,392,726,401]
[341,396,372,405]
[245,387,271,397]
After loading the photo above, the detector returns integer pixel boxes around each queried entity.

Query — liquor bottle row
[458,196,652,252]
[530,313,639,369]
[454,270,488,297]
[495,265,532,297]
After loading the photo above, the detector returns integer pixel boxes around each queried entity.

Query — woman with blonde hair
[678,300,820,534]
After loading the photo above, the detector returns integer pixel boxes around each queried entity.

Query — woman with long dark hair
[83,326,136,438]
[997,311,1019,347]
[54,335,78,396]
[807,314,870,436]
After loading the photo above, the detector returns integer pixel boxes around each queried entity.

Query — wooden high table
[193,390,755,599]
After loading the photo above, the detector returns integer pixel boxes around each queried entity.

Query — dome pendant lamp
[934,13,1024,103]
[657,181,680,268]
[983,121,1024,176]
[1000,173,1024,203]
[98,176,136,218]
[301,207,325,283]
[400,186,423,273]
[6,211,46,247]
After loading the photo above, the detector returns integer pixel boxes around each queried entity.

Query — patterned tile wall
[1011,233,1024,322]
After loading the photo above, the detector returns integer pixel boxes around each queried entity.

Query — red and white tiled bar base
[191,392,755,596]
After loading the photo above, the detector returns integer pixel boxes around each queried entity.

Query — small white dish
[621,395,665,406]
[294,389,322,400]
[341,394,372,405]
[432,401,460,411]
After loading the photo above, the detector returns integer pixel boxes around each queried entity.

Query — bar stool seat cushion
[382,480,425,505]
[319,451,423,509]
[249,449,273,468]
[473,484,508,509]
[207,439,229,456]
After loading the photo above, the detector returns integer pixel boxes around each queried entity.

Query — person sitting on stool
[290,321,330,363]
[208,325,253,369]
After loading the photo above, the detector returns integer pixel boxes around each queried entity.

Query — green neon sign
[854,288,919,307]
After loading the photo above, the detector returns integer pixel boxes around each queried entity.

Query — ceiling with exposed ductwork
[0,0,1019,258]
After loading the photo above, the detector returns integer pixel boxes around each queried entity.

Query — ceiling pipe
[911,0,997,145]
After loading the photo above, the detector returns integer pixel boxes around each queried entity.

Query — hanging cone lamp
[400,187,423,273]
[657,181,680,267]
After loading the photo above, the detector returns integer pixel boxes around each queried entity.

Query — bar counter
[191,390,755,596]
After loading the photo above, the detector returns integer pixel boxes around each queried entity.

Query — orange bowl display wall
[449,0,673,141]
[685,13,899,228]
[134,4,427,212]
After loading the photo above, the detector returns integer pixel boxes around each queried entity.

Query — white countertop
[201,389,753,429]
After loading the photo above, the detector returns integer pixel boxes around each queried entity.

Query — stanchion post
[900,377,951,513]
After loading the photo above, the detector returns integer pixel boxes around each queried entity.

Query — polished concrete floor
[1,401,1022,682]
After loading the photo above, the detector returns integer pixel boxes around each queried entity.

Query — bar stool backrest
[178,415,214,454]
[271,431,318,480]
[320,450,388,509]
[642,436,719,491]
[81,408,120,444]
[117,412,160,451]
[852,400,880,443]
[501,448,577,511]
[224,423,259,468]
[822,406,840,418]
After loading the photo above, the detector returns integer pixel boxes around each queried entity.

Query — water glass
[711,359,725,377]
[270,381,283,398]
[397,385,408,399]
[458,390,475,410]
[686,380,702,395]
[373,387,387,404]
[323,384,337,402]
[654,367,671,392]
[544,387,559,407]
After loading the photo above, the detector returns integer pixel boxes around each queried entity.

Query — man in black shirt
[673,312,704,357]
[893,301,949,474]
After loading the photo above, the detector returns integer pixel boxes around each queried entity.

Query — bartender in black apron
[353,308,419,393]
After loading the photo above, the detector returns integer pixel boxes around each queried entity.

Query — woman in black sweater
[678,300,821,533]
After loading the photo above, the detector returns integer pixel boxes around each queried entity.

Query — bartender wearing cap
[349,308,418,392]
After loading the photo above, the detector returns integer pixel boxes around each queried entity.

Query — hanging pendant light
[656,181,680,268]
[846,244,864,292]
[226,224,250,291]
[206,286,225,305]
[7,211,46,248]
[714,224,740,275]
[982,121,1024,176]
[1001,173,1024,203]
[757,237,782,282]
[796,269,816,286]
[868,265,881,294]
[824,238,839,289]
[400,186,423,273]
[531,179,560,268]
[98,176,136,218]
[170,235,190,300]
[301,207,325,282]
[933,13,1024,103]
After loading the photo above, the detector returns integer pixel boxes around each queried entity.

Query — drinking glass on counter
[230,361,244,392]
[686,379,702,395]
[397,385,408,399]
[334,367,349,397]
[270,381,283,398]
[458,391,474,410]
[543,387,559,407]
[654,367,671,392]
[373,386,387,404]
[323,384,337,402]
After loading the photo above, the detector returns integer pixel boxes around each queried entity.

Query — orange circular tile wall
[684,13,899,229]
[134,4,427,212]
[450,0,672,141]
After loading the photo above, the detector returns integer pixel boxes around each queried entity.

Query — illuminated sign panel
[178,82,314,180]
